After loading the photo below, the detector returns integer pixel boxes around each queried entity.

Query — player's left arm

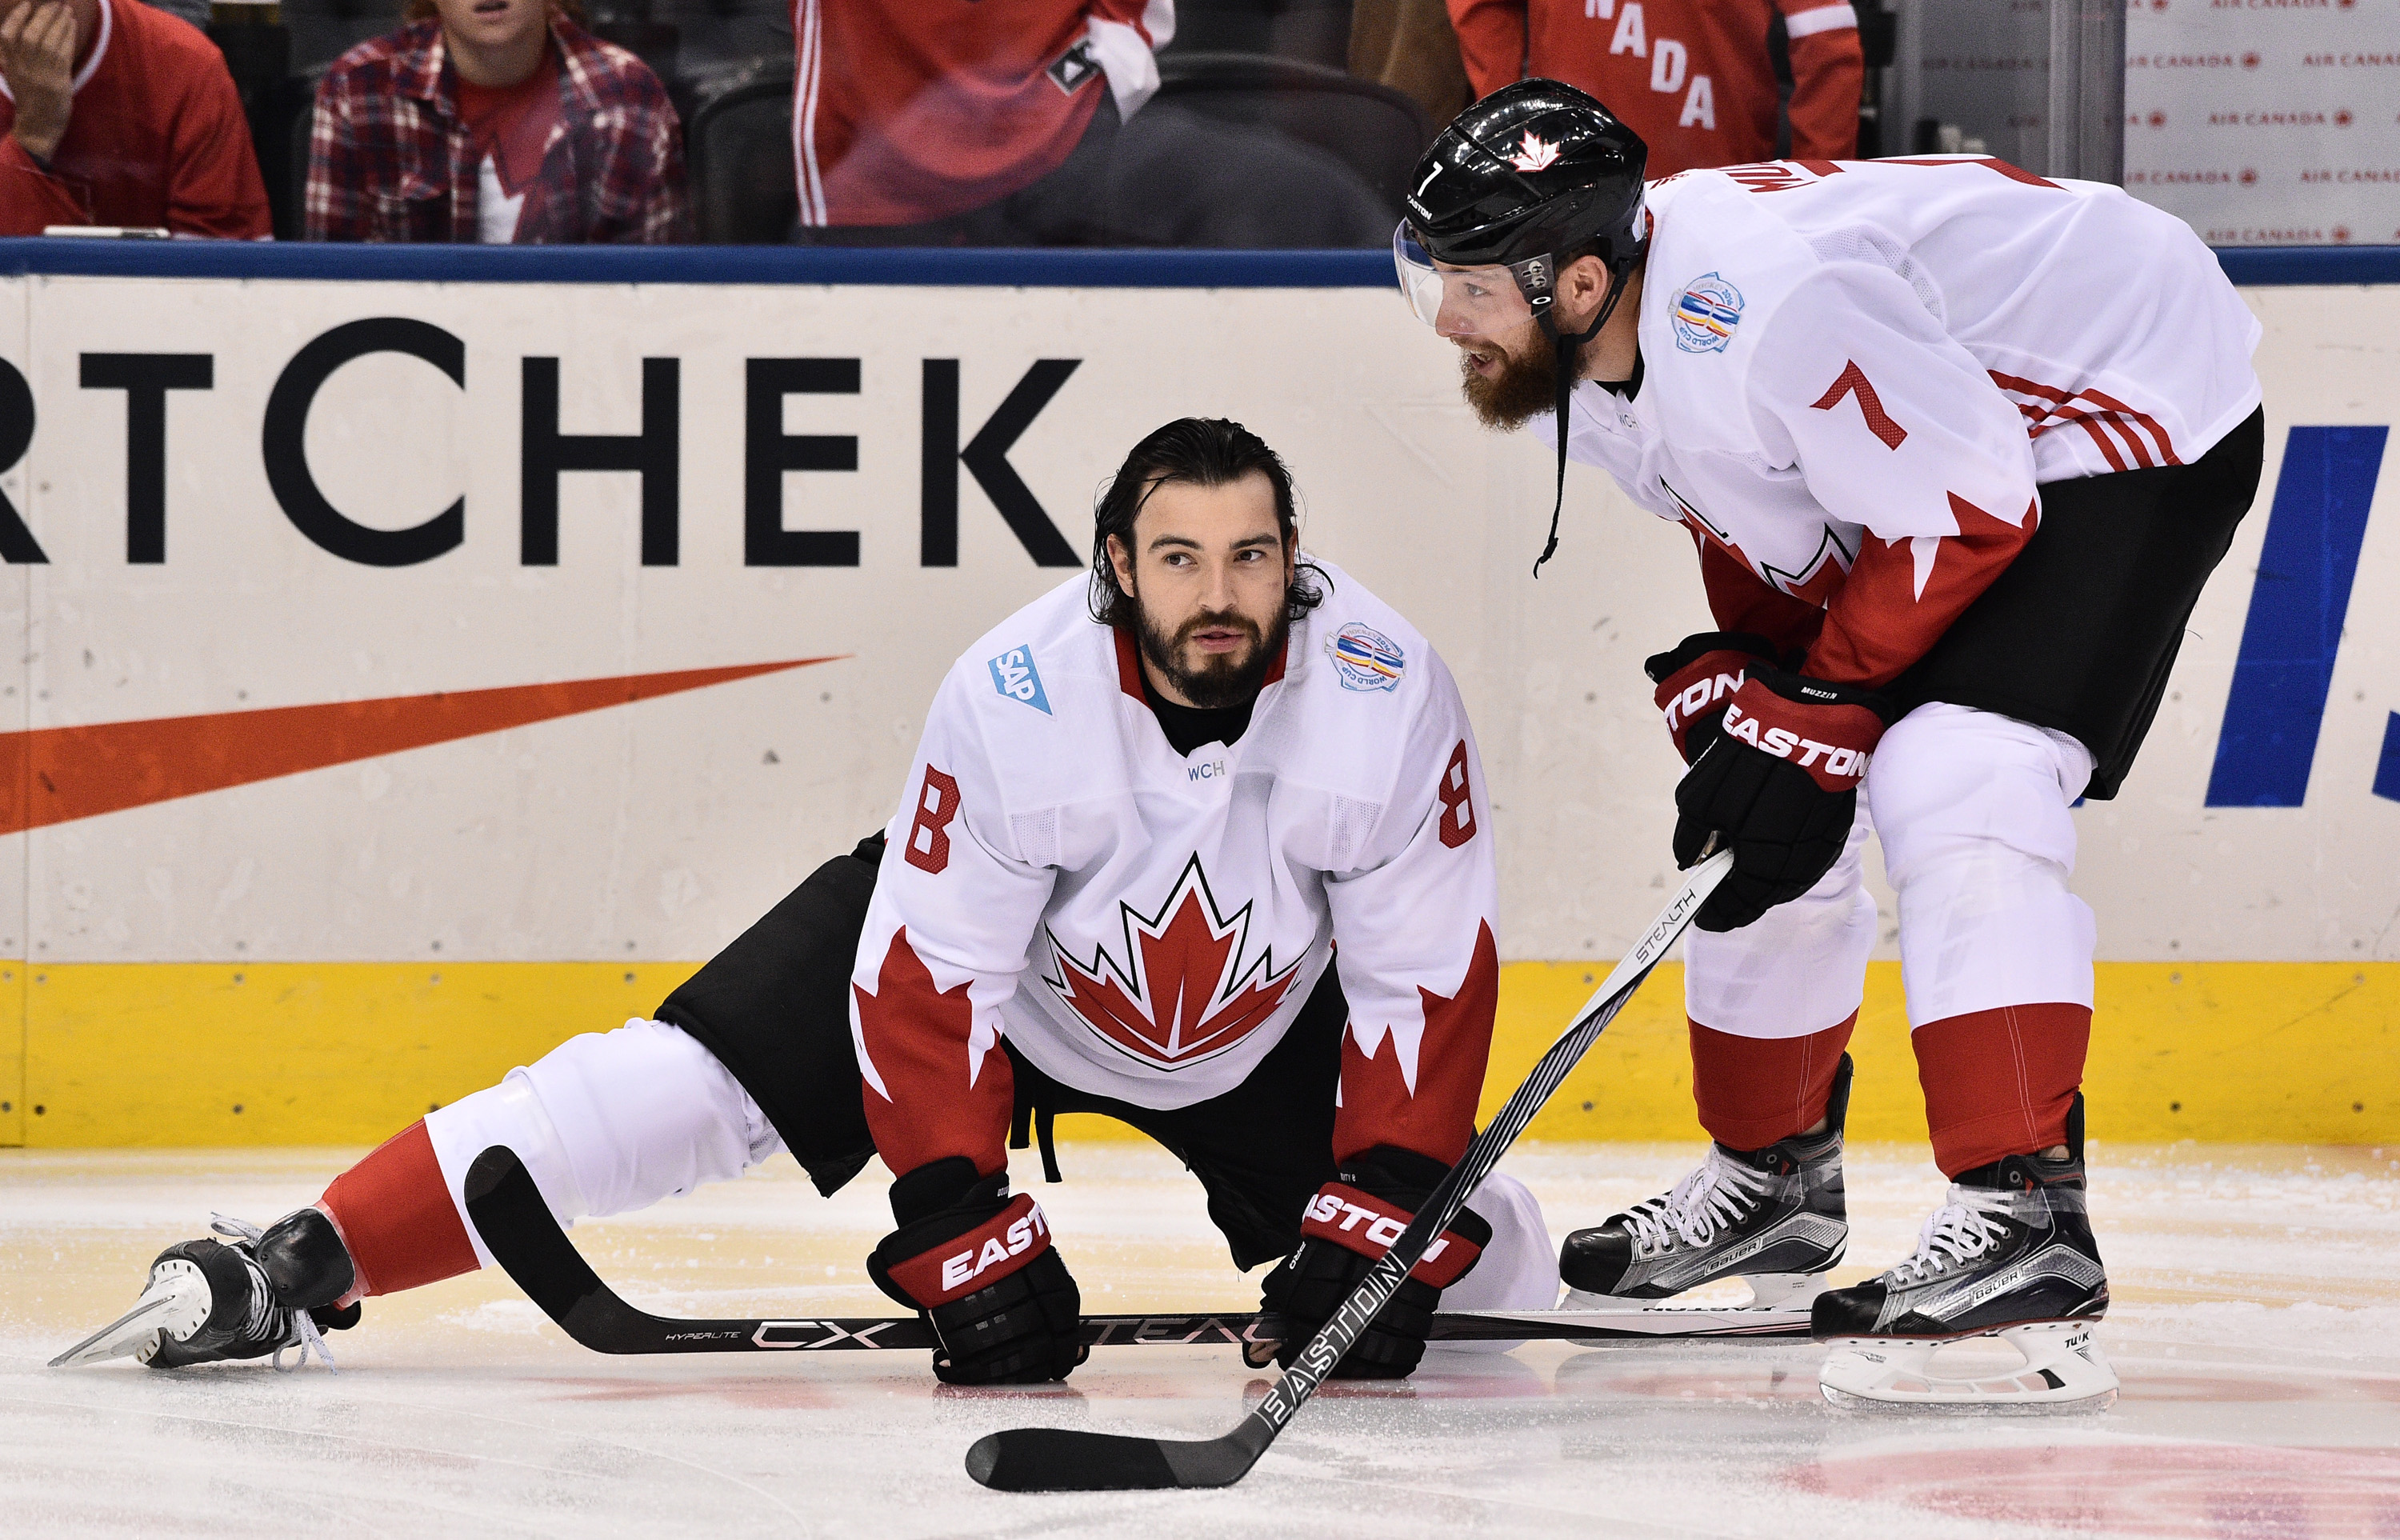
[1750,262,2042,690]
[1778,0,1863,161]
[1264,651,1499,1378]
[1323,649,1498,1170]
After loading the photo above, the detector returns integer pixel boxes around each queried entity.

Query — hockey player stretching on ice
[1394,82,2264,1407]
[70,418,1556,1383]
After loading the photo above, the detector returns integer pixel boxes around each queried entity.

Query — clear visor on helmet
[1394,222,1538,334]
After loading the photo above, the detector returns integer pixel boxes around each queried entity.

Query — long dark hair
[1087,418,1327,630]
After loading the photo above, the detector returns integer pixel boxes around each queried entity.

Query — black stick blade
[966,1429,1198,1492]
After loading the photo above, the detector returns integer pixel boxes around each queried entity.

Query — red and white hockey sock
[318,1119,481,1305]
[1912,1002,2091,1177]
[1687,1014,1857,1151]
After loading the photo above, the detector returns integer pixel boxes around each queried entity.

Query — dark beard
[1460,330,1563,430]
[1136,601,1288,710]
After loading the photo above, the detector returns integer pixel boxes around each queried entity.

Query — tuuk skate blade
[1818,1322,2118,1414]
[49,1259,212,1369]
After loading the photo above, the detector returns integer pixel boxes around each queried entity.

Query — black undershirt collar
[1139,667,1256,757]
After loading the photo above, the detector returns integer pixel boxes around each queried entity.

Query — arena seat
[684,59,801,244]
[1150,53,1430,218]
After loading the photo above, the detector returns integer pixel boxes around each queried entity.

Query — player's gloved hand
[1257,1145,1490,1381]
[1674,664,1894,932]
[866,1156,1084,1385]
[1645,631,1783,765]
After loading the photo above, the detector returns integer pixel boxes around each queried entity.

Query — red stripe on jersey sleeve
[1987,370,2184,472]
[1334,922,1498,1166]
[854,926,1014,1178]
[1803,494,2038,687]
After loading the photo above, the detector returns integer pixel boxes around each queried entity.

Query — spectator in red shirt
[1447,0,1861,175]
[0,0,270,237]
[306,0,689,243]
[795,0,1389,246]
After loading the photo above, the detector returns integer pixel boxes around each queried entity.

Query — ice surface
[6,1142,2400,1538]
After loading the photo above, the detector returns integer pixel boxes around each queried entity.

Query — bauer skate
[1813,1096,2114,1412]
[50,1210,360,1371]
[1558,1054,1850,1314]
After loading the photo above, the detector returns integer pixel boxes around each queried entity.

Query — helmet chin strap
[1532,264,1634,578]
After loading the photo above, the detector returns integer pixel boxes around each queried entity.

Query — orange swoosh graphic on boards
[0,657,844,835]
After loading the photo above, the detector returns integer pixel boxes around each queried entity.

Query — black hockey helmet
[1397,81,1650,574]
[1402,80,1649,314]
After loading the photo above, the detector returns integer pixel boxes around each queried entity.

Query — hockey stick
[965,848,1735,1492]
[462,1142,1806,1355]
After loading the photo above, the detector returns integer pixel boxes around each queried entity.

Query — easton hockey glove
[1674,665,1895,933]
[1645,631,1783,766]
[1258,1146,1491,1380]
[866,1157,1084,1386]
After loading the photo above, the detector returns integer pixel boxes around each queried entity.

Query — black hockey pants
[1890,407,2266,799]
[654,833,1349,1270]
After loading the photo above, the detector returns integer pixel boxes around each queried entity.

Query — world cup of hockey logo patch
[1044,855,1309,1071]
[1671,273,1745,354]
[1329,622,1406,693]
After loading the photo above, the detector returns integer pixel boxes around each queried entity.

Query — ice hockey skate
[1813,1098,2114,1411]
[1558,1054,1850,1314]
[51,1211,360,1371]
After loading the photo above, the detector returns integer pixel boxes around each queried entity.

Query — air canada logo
[1045,855,1309,1070]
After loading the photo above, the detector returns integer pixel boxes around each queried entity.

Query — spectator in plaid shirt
[306,0,689,243]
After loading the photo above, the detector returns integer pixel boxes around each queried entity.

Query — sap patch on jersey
[987,645,1051,714]
[1329,622,1406,693]
[1672,272,1745,354]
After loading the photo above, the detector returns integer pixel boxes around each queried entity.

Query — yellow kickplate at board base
[18,962,698,1146]
[6,959,2395,1147]
[1474,960,2400,1147]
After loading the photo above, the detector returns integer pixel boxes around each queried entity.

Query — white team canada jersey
[1547,157,2263,684]
[848,562,1499,1180]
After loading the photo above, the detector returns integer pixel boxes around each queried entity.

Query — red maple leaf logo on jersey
[1043,856,1310,1070]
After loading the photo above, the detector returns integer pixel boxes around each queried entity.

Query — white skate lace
[1885,1189,2013,1286]
[1618,1146,1775,1258]
[210,1215,339,1374]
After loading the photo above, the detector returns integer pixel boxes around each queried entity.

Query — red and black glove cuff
[867,1158,1057,1310]
[1715,666,1895,793]
[1645,632,1782,765]
[874,1191,1052,1308]
[1299,1182,1487,1288]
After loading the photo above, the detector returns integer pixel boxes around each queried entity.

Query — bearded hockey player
[1394,82,2264,1408]
[62,418,1556,1384]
